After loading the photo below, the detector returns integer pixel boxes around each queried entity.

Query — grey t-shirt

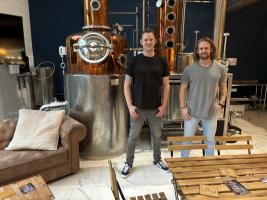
[181,61,227,119]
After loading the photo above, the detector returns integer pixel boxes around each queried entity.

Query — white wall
[0,0,34,66]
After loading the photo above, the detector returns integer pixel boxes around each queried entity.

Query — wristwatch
[180,106,186,110]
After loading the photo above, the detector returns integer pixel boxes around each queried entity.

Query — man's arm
[219,81,228,105]
[215,81,227,112]
[179,83,191,120]
[124,75,133,108]
[161,76,170,109]
[156,76,170,118]
[179,83,187,108]
[124,75,138,119]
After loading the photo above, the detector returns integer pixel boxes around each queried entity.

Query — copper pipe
[213,0,227,60]
[156,0,185,72]
[84,0,109,26]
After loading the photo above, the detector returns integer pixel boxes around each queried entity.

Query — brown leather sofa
[0,115,86,186]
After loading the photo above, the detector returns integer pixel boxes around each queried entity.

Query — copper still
[108,24,128,74]
[65,0,128,159]
[213,0,227,60]
[155,0,185,73]
[66,0,127,74]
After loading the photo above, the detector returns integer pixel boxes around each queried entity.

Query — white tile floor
[49,111,267,200]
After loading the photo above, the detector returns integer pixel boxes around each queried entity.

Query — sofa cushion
[0,146,68,184]
[5,109,65,151]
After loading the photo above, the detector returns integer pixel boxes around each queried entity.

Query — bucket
[32,61,55,107]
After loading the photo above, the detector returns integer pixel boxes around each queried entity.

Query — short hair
[141,28,156,39]
[193,37,217,61]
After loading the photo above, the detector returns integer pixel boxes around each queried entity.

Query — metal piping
[40,101,68,111]
[180,0,186,53]
[186,0,212,3]
[142,0,146,31]
[156,0,185,72]
[213,0,227,60]
[222,32,230,62]
[135,6,139,48]
[227,0,260,11]
[109,11,137,14]
[194,30,200,48]
[83,0,108,26]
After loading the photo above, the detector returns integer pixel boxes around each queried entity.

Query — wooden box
[0,175,54,200]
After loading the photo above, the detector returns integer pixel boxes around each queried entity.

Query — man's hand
[181,107,192,120]
[128,105,139,119]
[215,104,223,113]
[155,105,166,118]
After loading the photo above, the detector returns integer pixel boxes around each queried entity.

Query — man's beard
[199,53,211,60]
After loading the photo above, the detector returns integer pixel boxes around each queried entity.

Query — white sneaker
[121,162,132,178]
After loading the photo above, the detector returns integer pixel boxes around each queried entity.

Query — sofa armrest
[58,116,87,173]
[0,119,17,150]
[59,116,87,149]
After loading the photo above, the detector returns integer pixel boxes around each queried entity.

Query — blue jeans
[126,109,162,165]
[181,115,217,157]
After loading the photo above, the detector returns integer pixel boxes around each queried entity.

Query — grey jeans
[126,109,162,165]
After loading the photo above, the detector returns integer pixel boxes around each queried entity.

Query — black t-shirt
[126,53,169,109]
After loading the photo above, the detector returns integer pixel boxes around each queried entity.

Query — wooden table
[165,153,267,200]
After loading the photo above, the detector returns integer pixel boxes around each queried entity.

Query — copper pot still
[66,0,128,75]
[155,0,185,73]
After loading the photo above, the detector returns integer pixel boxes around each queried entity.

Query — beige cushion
[5,109,65,151]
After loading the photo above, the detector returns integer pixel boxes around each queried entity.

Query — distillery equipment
[65,0,128,159]
[155,0,232,137]
[155,0,191,123]
[155,0,187,73]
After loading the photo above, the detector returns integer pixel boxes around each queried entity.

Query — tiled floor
[49,111,267,200]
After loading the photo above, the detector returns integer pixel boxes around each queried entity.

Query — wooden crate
[0,175,54,200]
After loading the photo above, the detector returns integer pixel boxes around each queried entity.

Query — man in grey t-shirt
[179,37,227,157]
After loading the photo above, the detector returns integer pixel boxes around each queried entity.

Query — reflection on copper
[109,34,128,74]
[66,30,112,74]
[66,0,128,75]
[84,0,108,26]
[156,0,184,73]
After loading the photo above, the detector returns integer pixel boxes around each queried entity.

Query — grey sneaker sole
[121,169,133,178]
[154,164,170,173]
[121,171,132,178]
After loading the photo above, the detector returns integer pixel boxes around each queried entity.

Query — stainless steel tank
[65,74,127,159]
[32,65,54,106]
[164,74,182,121]
[64,0,128,159]
[176,52,194,74]
[155,0,189,122]
[165,54,193,121]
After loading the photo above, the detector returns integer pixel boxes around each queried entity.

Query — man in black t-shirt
[121,29,170,178]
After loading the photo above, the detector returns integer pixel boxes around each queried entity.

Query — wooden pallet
[165,153,267,199]
[0,175,54,200]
